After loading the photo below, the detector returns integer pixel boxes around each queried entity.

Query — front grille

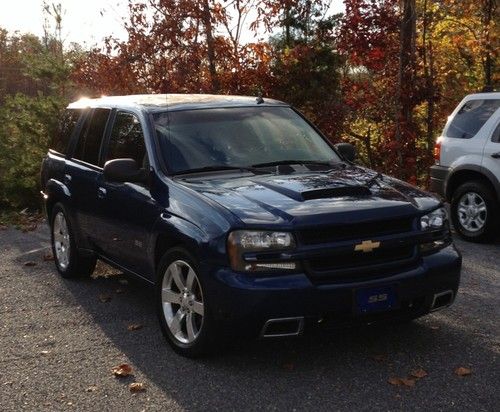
[304,245,419,284]
[298,217,414,245]
[308,245,415,272]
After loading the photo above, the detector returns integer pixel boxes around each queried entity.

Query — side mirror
[103,158,147,183]
[334,143,356,162]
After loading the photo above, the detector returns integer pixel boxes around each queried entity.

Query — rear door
[66,107,111,248]
[482,113,500,188]
[96,111,158,276]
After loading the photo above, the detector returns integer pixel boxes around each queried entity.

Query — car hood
[177,165,440,226]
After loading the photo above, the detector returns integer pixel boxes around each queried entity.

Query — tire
[156,248,216,357]
[450,180,499,242]
[50,203,96,278]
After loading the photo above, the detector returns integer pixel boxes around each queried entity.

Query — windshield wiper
[251,160,334,168]
[172,165,270,176]
[364,172,384,188]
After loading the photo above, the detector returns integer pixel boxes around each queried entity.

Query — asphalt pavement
[0,225,498,411]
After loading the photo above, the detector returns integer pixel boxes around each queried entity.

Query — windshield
[153,106,340,174]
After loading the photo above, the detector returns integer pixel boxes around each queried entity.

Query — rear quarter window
[73,108,111,166]
[446,99,500,139]
[51,109,82,155]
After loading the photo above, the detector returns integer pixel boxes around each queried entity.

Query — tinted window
[105,112,146,166]
[447,99,500,139]
[52,109,82,154]
[74,108,110,165]
[153,107,340,173]
[492,122,500,143]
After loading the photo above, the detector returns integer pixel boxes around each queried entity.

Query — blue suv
[41,94,461,356]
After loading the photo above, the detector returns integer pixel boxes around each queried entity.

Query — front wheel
[450,181,499,242]
[156,248,216,357]
[50,203,96,278]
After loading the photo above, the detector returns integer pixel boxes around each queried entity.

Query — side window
[74,108,110,165]
[105,112,147,167]
[492,122,500,143]
[52,109,82,154]
[446,99,500,139]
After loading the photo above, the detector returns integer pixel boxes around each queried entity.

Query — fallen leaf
[410,368,428,379]
[129,382,146,393]
[372,354,387,362]
[99,294,112,303]
[86,385,98,392]
[388,377,403,386]
[388,377,415,387]
[40,350,50,355]
[42,252,54,261]
[0,225,7,230]
[112,364,132,378]
[282,362,295,371]
[127,324,143,331]
[429,325,440,330]
[115,288,125,294]
[454,366,472,376]
[24,261,37,267]
[401,378,416,387]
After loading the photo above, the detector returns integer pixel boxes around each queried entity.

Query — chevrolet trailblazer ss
[41,94,461,356]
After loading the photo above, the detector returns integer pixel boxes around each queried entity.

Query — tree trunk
[284,4,291,47]
[396,0,417,179]
[201,0,220,93]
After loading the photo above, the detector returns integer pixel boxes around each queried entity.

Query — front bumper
[203,244,461,336]
[430,165,450,199]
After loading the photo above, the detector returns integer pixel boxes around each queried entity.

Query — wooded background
[0,0,498,210]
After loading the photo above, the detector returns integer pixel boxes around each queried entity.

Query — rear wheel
[50,203,96,278]
[450,181,499,242]
[156,248,216,357]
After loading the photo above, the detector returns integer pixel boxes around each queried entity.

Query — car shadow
[54,267,497,410]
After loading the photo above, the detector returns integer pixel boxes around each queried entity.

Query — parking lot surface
[0,226,498,411]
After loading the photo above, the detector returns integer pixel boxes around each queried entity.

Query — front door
[97,111,158,277]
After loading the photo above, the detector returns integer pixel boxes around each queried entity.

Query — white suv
[431,92,500,242]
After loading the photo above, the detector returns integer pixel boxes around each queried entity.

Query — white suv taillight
[433,138,442,164]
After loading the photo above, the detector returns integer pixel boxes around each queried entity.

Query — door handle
[97,187,107,198]
[491,152,500,159]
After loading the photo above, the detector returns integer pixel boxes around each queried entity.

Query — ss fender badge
[354,240,381,253]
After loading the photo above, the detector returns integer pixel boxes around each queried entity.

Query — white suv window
[492,122,500,143]
[447,99,500,139]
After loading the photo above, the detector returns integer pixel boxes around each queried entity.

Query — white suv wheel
[457,192,487,232]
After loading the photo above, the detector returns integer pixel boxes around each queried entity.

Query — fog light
[420,240,446,253]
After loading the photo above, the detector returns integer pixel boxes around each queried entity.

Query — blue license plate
[356,286,396,313]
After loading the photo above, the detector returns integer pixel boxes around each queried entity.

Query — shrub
[0,93,66,209]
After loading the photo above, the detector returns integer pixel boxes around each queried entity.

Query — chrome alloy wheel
[53,211,71,270]
[161,260,205,344]
[458,192,487,232]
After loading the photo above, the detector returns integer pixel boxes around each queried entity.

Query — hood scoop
[301,186,372,200]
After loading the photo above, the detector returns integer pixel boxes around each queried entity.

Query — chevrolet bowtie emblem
[354,240,381,253]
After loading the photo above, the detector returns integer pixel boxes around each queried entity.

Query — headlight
[420,207,447,230]
[227,230,297,272]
